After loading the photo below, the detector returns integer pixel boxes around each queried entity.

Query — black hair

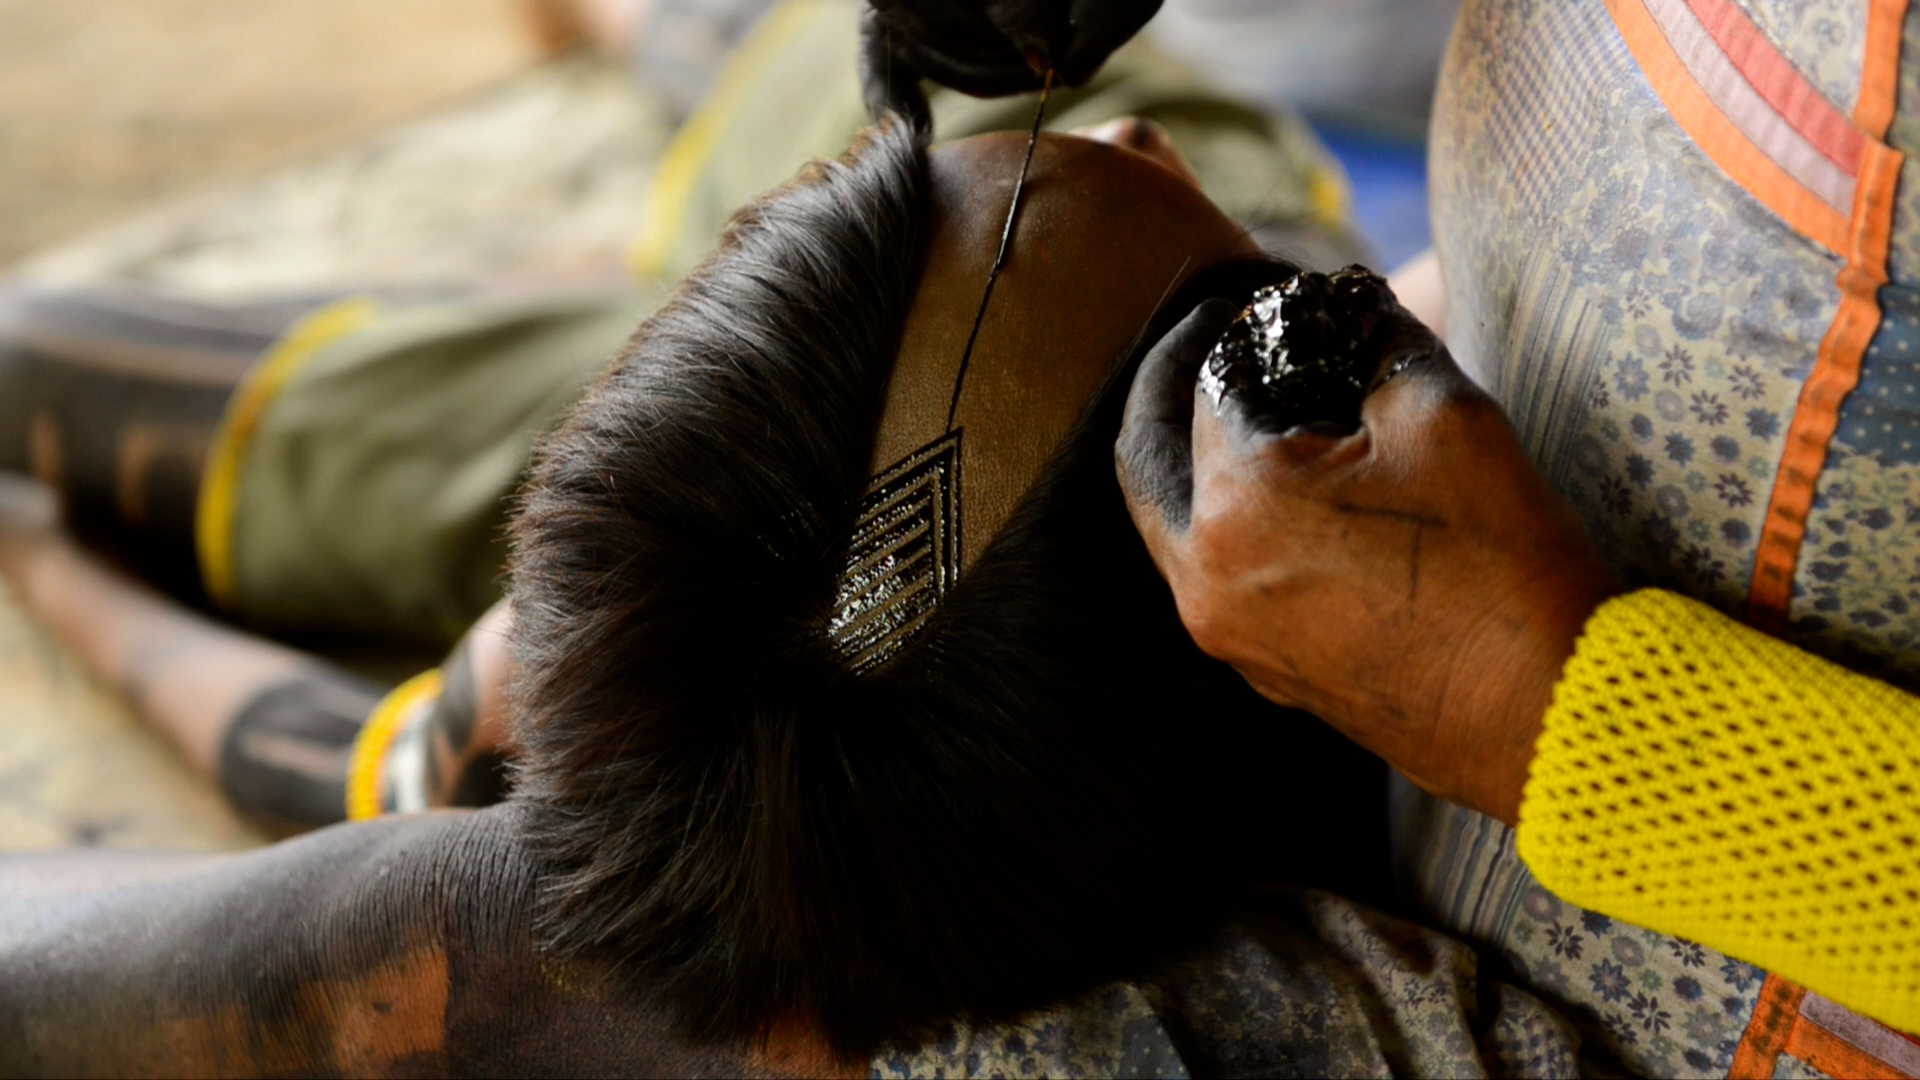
[508,117,1385,1059]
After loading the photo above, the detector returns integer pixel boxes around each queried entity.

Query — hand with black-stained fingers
[860,0,1164,123]
[1116,296,1619,826]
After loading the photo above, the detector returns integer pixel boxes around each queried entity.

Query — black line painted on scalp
[947,70,1054,433]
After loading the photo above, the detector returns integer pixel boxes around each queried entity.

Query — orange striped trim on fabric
[1800,991,1920,1074]
[1783,1022,1915,1080]
[1857,0,1908,135]
[1746,2,1908,629]
[1731,975,1919,1078]
[1604,0,1850,252]
[1682,0,1867,172]
[1731,974,1806,1079]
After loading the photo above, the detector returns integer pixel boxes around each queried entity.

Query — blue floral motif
[1603,1010,1641,1047]
[1600,475,1633,515]
[1656,486,1691,518]
[1628,992,1672,1034]
[1715,472,1754,507]
[1680,544,1726,585]
[1660,344,1696,385]
[1615,356,1650,401]
[1590,960,1630,1003]
[1546,922,1585,960]
[1626,454,1655,488]
[1656,389,1687,421]
[1689,391,1729,425]
[1717,957,1761,993]
[1746,408,1781,438]
[1665,432,1696,465]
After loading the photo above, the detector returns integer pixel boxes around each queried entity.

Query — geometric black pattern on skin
[828,429,961,675]
[219,667,383,829]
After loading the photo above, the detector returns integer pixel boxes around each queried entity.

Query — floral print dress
[1407,0,1920,1075]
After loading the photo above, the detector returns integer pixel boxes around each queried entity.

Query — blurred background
[0,0,540,854]
[0,0,1455,853]
[0,1,537,268]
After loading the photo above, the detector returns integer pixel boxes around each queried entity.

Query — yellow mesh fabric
[1517,588,1920,1034]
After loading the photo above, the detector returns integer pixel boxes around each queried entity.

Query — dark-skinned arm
[0,476,515,833]
[1112,287,1920,1034]
[0,806,767,1077]
[1114,297,1616,824]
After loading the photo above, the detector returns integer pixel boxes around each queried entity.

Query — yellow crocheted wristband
[1517,587,1920,1034]
[344,668,444,822]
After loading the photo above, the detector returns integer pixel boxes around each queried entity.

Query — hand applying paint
[1114,287,1619,825]
[859,0,1163,123]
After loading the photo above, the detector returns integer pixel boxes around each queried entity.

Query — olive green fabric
[220,0,1349,644]
[637,0,1349,284]
[225,289,658,645]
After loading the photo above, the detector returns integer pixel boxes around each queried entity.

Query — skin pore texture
[0,128,1288,1076]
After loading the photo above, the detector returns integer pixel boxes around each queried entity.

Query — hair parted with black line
[508,117,1383,1058]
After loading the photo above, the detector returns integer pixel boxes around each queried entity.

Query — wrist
[1443,568,1616,825]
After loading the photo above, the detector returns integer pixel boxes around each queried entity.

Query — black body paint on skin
[1114,259,1308,530]
[429,636,510,807]
[220,669,383,828]
[1198,266,1398,434]
[948,70,1053,432]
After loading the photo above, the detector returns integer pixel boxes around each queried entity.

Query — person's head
[508,117,1382,1057]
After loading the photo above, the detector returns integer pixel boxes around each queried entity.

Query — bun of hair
[509,117,1384,1058]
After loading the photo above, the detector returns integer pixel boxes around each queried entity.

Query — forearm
[0,815,474,1076]
[2,515,511,830]
[1517,589,1920,1033]
[0,806,757,1076]
[6,526,309,775]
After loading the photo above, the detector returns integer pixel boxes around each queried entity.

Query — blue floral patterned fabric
[1394,779,1770,1078]
[1413,0,1920,1074]
[1793,285,1920,685]
[870,888,1585,1079]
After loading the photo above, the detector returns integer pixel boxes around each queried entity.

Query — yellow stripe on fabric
[1518,588,1920,1035]
[627,0,822,278]
[345,668,443,822]
[195,297,377,607]
[1307,165,1349,230]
